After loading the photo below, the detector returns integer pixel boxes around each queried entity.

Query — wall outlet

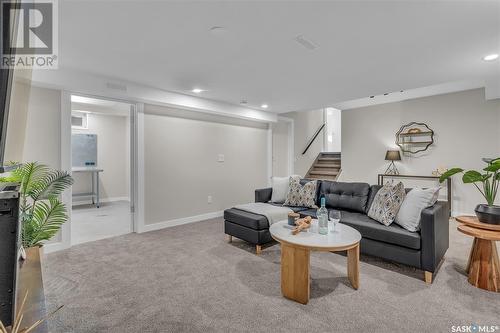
[207,195,212,204]
[217,154,225,162]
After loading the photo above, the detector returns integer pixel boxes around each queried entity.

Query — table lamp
[385,150,401,175]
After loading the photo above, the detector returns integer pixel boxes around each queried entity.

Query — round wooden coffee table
[270,220,361,304]
[456,216,500,292]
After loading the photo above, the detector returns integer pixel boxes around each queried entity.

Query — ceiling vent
[293,35,317,50]
[106,82,127,91]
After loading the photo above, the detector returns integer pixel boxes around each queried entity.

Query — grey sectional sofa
[224,180,449,283]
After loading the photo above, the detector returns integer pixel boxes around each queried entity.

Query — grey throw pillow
[368,182,406,226]
[284,176,318,208]
[395,187,441,232]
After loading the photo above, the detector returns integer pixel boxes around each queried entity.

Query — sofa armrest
[420,201,450,272]
[255,187,272,203]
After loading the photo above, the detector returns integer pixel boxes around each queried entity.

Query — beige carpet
[43,218,500,333]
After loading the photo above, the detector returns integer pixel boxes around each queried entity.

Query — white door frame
[49,91,140,252]
[57,91,72,251]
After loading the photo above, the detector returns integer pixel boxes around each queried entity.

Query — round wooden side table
[456,216,500,292]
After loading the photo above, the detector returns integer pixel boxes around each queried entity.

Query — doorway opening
[70,95,135,245]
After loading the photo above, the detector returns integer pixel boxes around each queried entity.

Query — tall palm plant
[0,162,73,248]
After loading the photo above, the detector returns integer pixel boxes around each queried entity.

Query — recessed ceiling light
[209,26,228,36]
[261,104,269,109]
[483,54,499,61]
[192,88,205,93]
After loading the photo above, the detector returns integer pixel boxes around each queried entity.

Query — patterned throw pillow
[368,182,406,226]
[284,176,318,208]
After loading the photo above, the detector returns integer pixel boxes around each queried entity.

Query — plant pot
[475,204,500,225]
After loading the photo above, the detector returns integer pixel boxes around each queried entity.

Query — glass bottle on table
[317,197,328,235]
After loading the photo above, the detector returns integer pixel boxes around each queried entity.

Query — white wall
[5,83,61,169]
[282,109,324,176]
[143,104,269,225]
[272,120,289,177]
[341,88,500,215]
[72,112,130,202]
[5,84,63,243]
[5,81,30,162]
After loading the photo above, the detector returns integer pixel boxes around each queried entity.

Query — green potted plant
[439,158,500,224]
[0,162,73,249]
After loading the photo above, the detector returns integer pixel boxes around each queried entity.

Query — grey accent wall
[341,88,500,215]
[143,104,268,225]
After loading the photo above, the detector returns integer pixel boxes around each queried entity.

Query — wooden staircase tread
[313,163,341,168]
[318,157,341,161]
[307,176,338,180]
[309,170,339,176]
[305,152,342,181]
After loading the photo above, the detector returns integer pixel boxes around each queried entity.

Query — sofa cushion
[319,181,370,213]
[366,185,413,213]
[340,211,421,250]
[284,176,318,208]
[270,176,290,203]
[298,208,317,219]
[268,202,309,213]
[367,182,406,226]
[366,185,382,214]
[395,187,441,232]
[224,208,269,230]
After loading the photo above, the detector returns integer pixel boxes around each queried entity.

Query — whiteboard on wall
[72,134,97,167]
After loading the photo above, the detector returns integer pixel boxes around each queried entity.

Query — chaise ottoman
[223,208,272,254]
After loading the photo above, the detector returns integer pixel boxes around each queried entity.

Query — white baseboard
[72,196,130,206]
[43,241,71,254]
[138,210,223,233]
[43,210,223,253]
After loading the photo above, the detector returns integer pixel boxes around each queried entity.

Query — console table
[72,167,103,208]
[378,174,452,215]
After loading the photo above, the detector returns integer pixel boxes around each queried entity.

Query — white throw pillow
[395,187,441,232]
[271,177,290,203]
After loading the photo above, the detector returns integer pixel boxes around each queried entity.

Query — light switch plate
[217,154,225,162]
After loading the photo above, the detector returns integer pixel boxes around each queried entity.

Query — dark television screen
[0,0,20,327]
[0,64,13,168]
[0,0,16,169]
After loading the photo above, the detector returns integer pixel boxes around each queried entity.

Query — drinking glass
[329,210,341,233]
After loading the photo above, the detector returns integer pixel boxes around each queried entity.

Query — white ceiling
[59,1,500,113]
